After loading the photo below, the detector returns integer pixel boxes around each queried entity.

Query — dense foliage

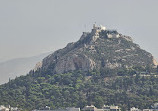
[0,67,158,111]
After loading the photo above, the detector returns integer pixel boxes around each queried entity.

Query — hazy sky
[0,0,158,62]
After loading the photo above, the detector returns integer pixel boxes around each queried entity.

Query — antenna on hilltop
[84,24,86,32]
[93,22,97,29]
[94,22,97,26]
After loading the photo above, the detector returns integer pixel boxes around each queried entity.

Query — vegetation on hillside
[0,66,158,111]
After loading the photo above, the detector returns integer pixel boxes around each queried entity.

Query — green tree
[94,96,104,108]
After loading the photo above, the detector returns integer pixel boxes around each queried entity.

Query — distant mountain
[0,52,51,84]
[0,59,5,63]
[0,24,158,110]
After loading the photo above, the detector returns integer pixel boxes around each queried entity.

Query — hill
[0,24,158,111]
[40,24,157,75]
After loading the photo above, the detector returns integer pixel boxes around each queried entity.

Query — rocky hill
[0,24,158,111]
[39,24,157,75]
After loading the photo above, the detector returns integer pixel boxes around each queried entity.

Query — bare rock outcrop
[54,54,96,74]
[39,24,157,75]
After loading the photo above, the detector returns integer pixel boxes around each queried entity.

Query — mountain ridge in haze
[0,52,51,84]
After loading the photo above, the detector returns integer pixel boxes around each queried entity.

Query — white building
[33,107,80,111]
[66,107,80,111]
[130,107,140,111]
[91,24,106,41]
[0,105,9,111]
[102,105,121,111]
[143,109,154,111]
[83,105,103,111]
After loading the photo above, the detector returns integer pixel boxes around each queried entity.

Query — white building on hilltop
[80,23,120,42]
[91,23,106,41]
[92,23,106,31]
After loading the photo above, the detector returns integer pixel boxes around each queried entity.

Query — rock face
[54,54,96,74]
[40,24,157,74]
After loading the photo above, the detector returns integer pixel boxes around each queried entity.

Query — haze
[0,0,158,62]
